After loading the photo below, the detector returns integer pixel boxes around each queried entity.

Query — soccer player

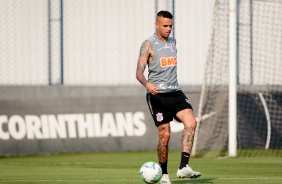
[135,10,201,183]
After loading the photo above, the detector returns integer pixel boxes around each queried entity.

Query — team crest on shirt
[156,112,163,122]
[169,43,177,53]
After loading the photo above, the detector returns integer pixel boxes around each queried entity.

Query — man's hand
[146,82,160,95]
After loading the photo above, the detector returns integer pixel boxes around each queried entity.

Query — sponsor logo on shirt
[160,56,177,67]
[159,83,179,90]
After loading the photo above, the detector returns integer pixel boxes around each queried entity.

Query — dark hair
[156,11,173,19]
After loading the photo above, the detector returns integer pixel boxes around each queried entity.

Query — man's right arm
[136,41,150,87]
[136,41,159,95]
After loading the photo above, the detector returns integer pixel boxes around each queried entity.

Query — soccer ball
[140,161,162,183]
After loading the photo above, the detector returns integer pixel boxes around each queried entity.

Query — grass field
[0,150,281,184]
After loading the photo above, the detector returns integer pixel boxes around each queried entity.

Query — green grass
[0,151,281,184]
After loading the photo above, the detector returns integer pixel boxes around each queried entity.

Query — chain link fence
[0,0,215,86]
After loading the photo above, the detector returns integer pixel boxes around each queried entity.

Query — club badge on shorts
[156,112,163,122]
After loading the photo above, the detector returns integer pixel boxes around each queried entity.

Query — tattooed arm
[136,41,159,95]
[136,41,150,87]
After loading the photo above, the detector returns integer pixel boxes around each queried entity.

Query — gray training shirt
[146,34,180,93]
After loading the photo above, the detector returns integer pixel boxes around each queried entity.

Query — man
[136,10,201,183]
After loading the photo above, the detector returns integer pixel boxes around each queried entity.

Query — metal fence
[0,0,215,86]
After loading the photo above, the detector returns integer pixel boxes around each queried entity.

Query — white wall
[0,0,215,86]
[0,0,48,85]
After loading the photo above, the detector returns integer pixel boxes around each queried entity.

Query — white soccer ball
[140,161,163,183]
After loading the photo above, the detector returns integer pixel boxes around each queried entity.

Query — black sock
[159,162,168,174]
[179,152,190,169]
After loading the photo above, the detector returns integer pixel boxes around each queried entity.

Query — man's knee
[183,118,197,128]
[191,118,197,129]
[163,132,170,142]
[159,131,170,144]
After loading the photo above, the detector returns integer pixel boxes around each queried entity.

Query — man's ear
[155,21,159,30]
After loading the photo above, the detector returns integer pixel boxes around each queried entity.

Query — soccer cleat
[160,174,171,184]
[176,165,201,179]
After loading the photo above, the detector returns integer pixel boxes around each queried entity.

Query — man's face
[155,16,173,38]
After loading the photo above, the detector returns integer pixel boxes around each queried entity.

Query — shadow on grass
[172,178,215,184]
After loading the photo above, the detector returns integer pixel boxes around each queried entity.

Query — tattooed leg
[182,126,195,153]
[176,109,197,153]
[157,123,171,163]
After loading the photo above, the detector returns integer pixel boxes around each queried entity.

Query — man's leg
[158,123,171,184]
[157,123,170,174]
[177,109,196,154]
[176,109,201,178]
